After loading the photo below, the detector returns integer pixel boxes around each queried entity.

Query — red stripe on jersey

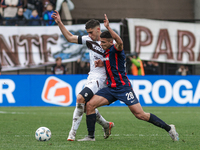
[115,53,126,86]
[106,54,116,88]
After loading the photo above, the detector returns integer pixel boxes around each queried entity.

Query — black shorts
[96,86,139,106]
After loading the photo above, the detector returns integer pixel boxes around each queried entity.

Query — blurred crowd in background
[0,0,74,26]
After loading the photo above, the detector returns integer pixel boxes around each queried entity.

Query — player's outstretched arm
[103,14,123,51]
[51,10,78,43]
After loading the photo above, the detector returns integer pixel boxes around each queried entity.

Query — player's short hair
[85,19,100,29]
[100,31,112,39]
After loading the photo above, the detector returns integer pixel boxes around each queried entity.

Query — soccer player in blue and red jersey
[78,14,179,142]
[52,10,114,141]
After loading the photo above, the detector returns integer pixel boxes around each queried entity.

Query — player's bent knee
[86,101,96,114]
[76,94,85,103]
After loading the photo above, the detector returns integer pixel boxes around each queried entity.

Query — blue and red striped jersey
[103,45,131,88]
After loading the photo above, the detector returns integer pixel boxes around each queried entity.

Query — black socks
[148,113,171,132]
[86,113,96,138]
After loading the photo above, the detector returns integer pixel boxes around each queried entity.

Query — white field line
[12,133,185,138]
[0,111,27,114]
[0,111,71,115]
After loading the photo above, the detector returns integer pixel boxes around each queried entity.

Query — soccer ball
[35,127,51,141]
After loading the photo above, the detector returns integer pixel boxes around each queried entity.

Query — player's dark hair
[85,19,100,29]
[100,31,112,39]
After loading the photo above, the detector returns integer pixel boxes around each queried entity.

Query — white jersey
[78,35,107,94]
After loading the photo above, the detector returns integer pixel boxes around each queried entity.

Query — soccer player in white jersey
[51,11,114,141]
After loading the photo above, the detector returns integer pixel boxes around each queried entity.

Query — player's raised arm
[103,14,123,51]
[51,10,78,43]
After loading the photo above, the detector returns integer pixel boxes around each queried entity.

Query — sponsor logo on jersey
[86,41,104,55]
[103,57,109,61]
[41,76,73,106]
[92,44,103,52]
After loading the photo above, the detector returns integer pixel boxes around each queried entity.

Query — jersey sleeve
[78,35,91,45]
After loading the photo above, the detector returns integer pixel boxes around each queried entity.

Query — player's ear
[109,39,113,44]
[97,27,100,32]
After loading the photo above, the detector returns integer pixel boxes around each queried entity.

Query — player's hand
[95,59,104,67]
[104,14,109,28]
[51,10,61,24]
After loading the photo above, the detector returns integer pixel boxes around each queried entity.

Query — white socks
[70,103,84,132]
[69,103,109,134]
[95,109,109,129]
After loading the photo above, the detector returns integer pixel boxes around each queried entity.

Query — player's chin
[102,46,106,50]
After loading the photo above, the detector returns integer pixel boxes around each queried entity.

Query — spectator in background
[22,0,43,19]
[125,54,132,74]
[43,3,55,26]
[144,61,159,75]
[13,8,27,26]
[76,58,90,74]
[43,0,56,11]
[1,0,22,25]
[0,6,3,25]
[185,66,191,75]
[51,57,67,74]
[0,3,3,24]
[55,0,74,25]
[55,0,74,12]
[84,62,90,74]
[175,65,191,75]
[128,52,145,76]
[28,9,41,25]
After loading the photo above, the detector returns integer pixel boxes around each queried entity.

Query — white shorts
[84,78,107,94]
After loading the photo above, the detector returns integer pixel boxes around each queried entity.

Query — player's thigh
[128,103,144,115]
[88,95,109,108]
[86,95,109,115]
[95,87,116,105]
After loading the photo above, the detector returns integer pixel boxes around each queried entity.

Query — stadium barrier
[0,75,199,107]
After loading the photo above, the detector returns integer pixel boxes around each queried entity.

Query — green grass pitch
[0,107,199,150]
